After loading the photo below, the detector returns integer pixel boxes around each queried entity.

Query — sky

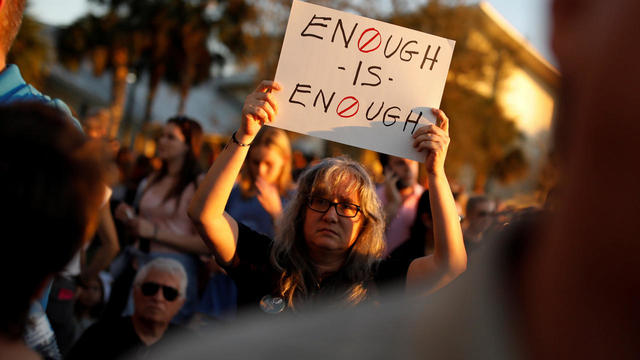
[26,0,554,63]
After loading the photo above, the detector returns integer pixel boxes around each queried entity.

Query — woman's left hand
[412,108,450,176]
[255,177,283,220]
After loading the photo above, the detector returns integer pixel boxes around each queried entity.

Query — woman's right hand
[238,80,281,143]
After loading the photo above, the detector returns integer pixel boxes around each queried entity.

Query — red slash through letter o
[358,28,381,53]
[336,96,360,118]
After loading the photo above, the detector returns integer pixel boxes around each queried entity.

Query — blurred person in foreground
[154,0,640,358]
[68,258,188,360]
[0,103,106,359]
[44,109,122,356]
[181,81,466,314]
[1,1,119,356]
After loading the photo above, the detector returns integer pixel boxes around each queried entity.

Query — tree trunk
[177,86,189,115]
[108,47,129,139]
[177,60,195,115]
[143,63,165,123]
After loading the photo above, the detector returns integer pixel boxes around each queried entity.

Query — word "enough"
[300,14,441,71]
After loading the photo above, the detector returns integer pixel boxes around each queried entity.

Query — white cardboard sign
[272,0,455,161]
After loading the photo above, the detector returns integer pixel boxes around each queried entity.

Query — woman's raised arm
[406,109,467,294]
[188,80,281,265]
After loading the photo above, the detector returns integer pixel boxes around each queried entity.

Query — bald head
[0,0,27,60]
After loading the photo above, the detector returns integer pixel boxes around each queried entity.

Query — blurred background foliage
[44,0,528,192]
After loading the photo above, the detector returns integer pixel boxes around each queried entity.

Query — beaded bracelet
[231,131,252,147]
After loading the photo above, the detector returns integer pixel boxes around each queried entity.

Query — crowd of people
[1,0,638,358]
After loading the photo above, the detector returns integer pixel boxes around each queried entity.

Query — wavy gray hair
[134,258,188,297]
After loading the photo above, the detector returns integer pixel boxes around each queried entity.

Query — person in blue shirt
[0,0,78,129]
[0,1,118,356]
[226,126,294,237]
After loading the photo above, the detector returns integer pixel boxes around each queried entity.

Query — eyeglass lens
[140,282,179,301]
[308,197,359,217]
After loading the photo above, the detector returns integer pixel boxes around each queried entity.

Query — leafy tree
[57,11,137,138]
[387,0,527,192]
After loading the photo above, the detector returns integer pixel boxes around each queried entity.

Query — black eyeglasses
[140,282,180,302]
[307,196,361,218]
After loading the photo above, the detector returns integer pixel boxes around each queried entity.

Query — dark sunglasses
[140,282,180,302]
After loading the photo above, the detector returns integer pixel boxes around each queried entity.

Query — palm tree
[58,0,259,134]
[57,11,137,138]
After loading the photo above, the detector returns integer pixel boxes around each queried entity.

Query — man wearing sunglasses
[68,258,188,360]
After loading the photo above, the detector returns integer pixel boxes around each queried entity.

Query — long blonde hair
[239,127,292,197]
[270,157,385,310]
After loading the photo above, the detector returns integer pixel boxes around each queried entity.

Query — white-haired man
[67,258,188,360]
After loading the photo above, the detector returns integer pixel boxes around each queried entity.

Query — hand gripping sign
[272,0,455,161]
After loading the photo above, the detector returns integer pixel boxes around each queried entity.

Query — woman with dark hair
[72,275,105,342]
[183,81,466,313]
[115,116,204,323]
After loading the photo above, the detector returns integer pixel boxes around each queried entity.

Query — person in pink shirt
[376,154,424,256]
[115,116,204,323]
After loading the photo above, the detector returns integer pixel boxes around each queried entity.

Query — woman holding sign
[186,80,466,313]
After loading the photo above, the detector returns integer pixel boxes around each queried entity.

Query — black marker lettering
[361,66,382,87]
[331,19,358,48]
[365,101,384,121]
[420,45,441,71]
[400,40,419,62]
[403,109,422,134]
[313,89,336,113]
[353,60,363,86]
[301,15,331,40]
[383,106,401,126]
[289,83,311,107]
[384,35,402,58]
